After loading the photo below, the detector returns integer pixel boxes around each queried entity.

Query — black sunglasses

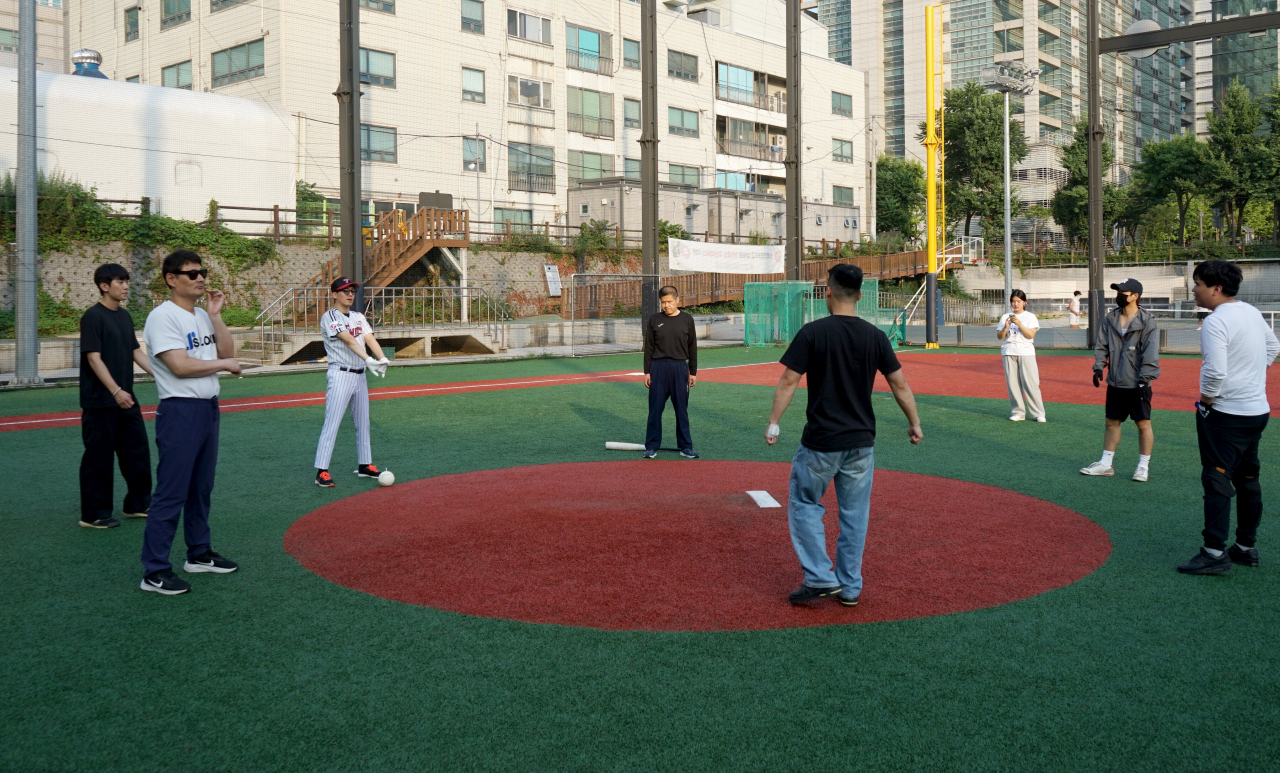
[170,269,209,280]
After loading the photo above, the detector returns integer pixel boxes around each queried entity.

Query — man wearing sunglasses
[139,250,243,595]
[313,277,389,488]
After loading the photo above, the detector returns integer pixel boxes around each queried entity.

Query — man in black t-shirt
[766,264,923,607]
[642,285,699,458]
[79,263,154,529]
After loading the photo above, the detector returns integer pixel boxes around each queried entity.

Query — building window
[832,139,853,163]
[668,107,699,138]
[124,8,139,42]
[360,0,394,13]
[507,9,551,44]
[161,0,191,30]
[567,24,612,74]
[211,39,265,87]
[494,208,533,232]
[716,62,758,106]
[670,164,700,186]
[361,125,397,163]
[625,158,641,180]
[568,87,614,138]
[462,0,484,33]
[0,29,17,52]
[624,98,640,129]
[623,39,640,69]
[833,185,854,205]
[832,91,853,117]
[360,48,395,88]
[509,142,555,193]
[462,67,486,102]
[668,50,698,81]
[162,60,192,90]
[568,150,613,183]
[508,75,552,109]
[716,170,749,191]
[463,138,486,173]
[125,75,141,83]
[211,0,251,11]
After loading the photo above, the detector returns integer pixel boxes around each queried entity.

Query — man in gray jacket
[1080,278,1161,481]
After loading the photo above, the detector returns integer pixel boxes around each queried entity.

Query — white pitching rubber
[605,442,647,451]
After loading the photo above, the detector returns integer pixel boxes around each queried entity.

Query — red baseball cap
[330,277,359,292]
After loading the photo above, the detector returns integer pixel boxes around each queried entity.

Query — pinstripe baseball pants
[314,366,372,470]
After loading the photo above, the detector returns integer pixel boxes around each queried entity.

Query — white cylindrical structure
[14,0,38,384]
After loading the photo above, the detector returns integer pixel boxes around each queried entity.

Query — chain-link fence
[565,273,657,357]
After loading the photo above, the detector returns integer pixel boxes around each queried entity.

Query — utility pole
[14,0,38,384]
[981,63,1037,313]
[336,0,364,308]
[1086,0,1104,348]
[1003,90,1011,309]
[923,4,940,348]
[784,0,802,279]
[640,0,659,320]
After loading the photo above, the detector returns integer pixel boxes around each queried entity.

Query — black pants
[1196,407,1268,550]
[646,358,692,453]
[80,405,152,522]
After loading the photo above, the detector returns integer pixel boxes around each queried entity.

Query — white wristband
[767,423,780,439]
[111,387,122,397]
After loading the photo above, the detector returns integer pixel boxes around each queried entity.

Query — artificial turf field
[3,345,1279,771]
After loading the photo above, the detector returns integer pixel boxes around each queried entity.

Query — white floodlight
[1123,19,1163,59]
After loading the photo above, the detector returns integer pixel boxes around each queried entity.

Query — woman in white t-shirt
[1068,290,1082,328]
[996,289,1046,422]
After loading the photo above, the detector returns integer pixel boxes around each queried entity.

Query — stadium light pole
[784,0,802,280]
[336,0,364,310]
[13,0,38,385]
[980,63,1039,313]
[640,0,659,321]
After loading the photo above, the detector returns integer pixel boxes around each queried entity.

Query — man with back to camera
[1080,278,1160,482]
[765,264,923,607]
[1177,260,1280,575]
[139,250,243,595]
[1069,290,1082,329]
[78,263,154,529]
[642,285,698,459]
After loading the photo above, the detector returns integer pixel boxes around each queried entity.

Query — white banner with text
[668,239,785,274]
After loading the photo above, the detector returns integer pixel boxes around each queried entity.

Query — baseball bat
[605,442,682,452]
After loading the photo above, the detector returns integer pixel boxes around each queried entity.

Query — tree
[918,82,1029,236]
[1206,81,1273,245]
[1130,131,1211,247]
[876,155,926,243]
[1050,116,1124,246]
[1260,78,1280,245]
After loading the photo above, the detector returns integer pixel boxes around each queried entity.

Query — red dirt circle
[284,461,1111,631]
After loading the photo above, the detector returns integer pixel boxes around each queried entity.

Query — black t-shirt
[79,303,140,409]
[643,310,698,374]
[779,315,902,451]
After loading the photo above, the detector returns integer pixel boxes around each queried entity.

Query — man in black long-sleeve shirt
[643,286,698,458]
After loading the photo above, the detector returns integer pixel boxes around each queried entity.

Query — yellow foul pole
[936,6,946,279]
[923,5,940,347]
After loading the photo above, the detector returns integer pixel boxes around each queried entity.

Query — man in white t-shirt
[1068,290,1082,328]
[138,250,244,596]
[1178,260,1280,575]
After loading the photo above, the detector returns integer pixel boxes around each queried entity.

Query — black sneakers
[1177,548,1233,575]
[315,470,335,487]
[183,551,239,574]
[838,594,860,608]
[679,449,700,459]
[643,450,657,459]
[356,464,382,478]
[140,570,191,595]
[789,584,842,605]
[79,517,120,529]
[1228,543,1260,567]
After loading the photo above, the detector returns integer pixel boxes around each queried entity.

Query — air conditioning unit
[688,8,720,25]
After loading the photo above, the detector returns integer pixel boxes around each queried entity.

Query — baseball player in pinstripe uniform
[314,277,390,488]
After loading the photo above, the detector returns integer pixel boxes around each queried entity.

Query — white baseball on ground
[378,470,395,487]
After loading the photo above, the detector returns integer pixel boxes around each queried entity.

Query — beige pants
[1003,354,1045,419]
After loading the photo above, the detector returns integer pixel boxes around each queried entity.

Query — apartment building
[1194,0,1278,137]
[0,0,69,73]
[70,0,868,235]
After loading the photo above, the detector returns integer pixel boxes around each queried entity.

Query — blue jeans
[787,444,875,595]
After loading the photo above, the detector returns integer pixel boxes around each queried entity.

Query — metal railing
[567,49,613,74]
[509,172,556,193]
[715,137,786,162]
[253,286,512,363]
[715,84,787,112]
[568,113,615,138]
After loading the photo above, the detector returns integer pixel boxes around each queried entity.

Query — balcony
[716,137,785,163]
[509,172,556,193]
[568,49,613,75]
[161,9,191,29]
[715,83,786,113]
[568,113,615,139]
[507,104,556,129]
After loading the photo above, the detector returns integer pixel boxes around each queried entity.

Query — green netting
[744,279,904,348]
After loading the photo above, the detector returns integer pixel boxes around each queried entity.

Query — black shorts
[1105,386,1151,423]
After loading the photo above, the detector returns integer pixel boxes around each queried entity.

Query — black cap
[330,277,359,292]
[1110,278,1142,295]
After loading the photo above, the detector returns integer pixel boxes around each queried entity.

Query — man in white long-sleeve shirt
[1178,260,1280,575]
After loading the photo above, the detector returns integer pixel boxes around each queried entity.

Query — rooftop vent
[71,49,108,79]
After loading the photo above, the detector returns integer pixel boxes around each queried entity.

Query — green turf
[2,354,1277,771]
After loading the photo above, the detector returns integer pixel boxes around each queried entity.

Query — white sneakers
[1080,462,1115,476]
[1009,415,1047,423]
[1036,416,1047,423]
[1132,467,1149,482]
